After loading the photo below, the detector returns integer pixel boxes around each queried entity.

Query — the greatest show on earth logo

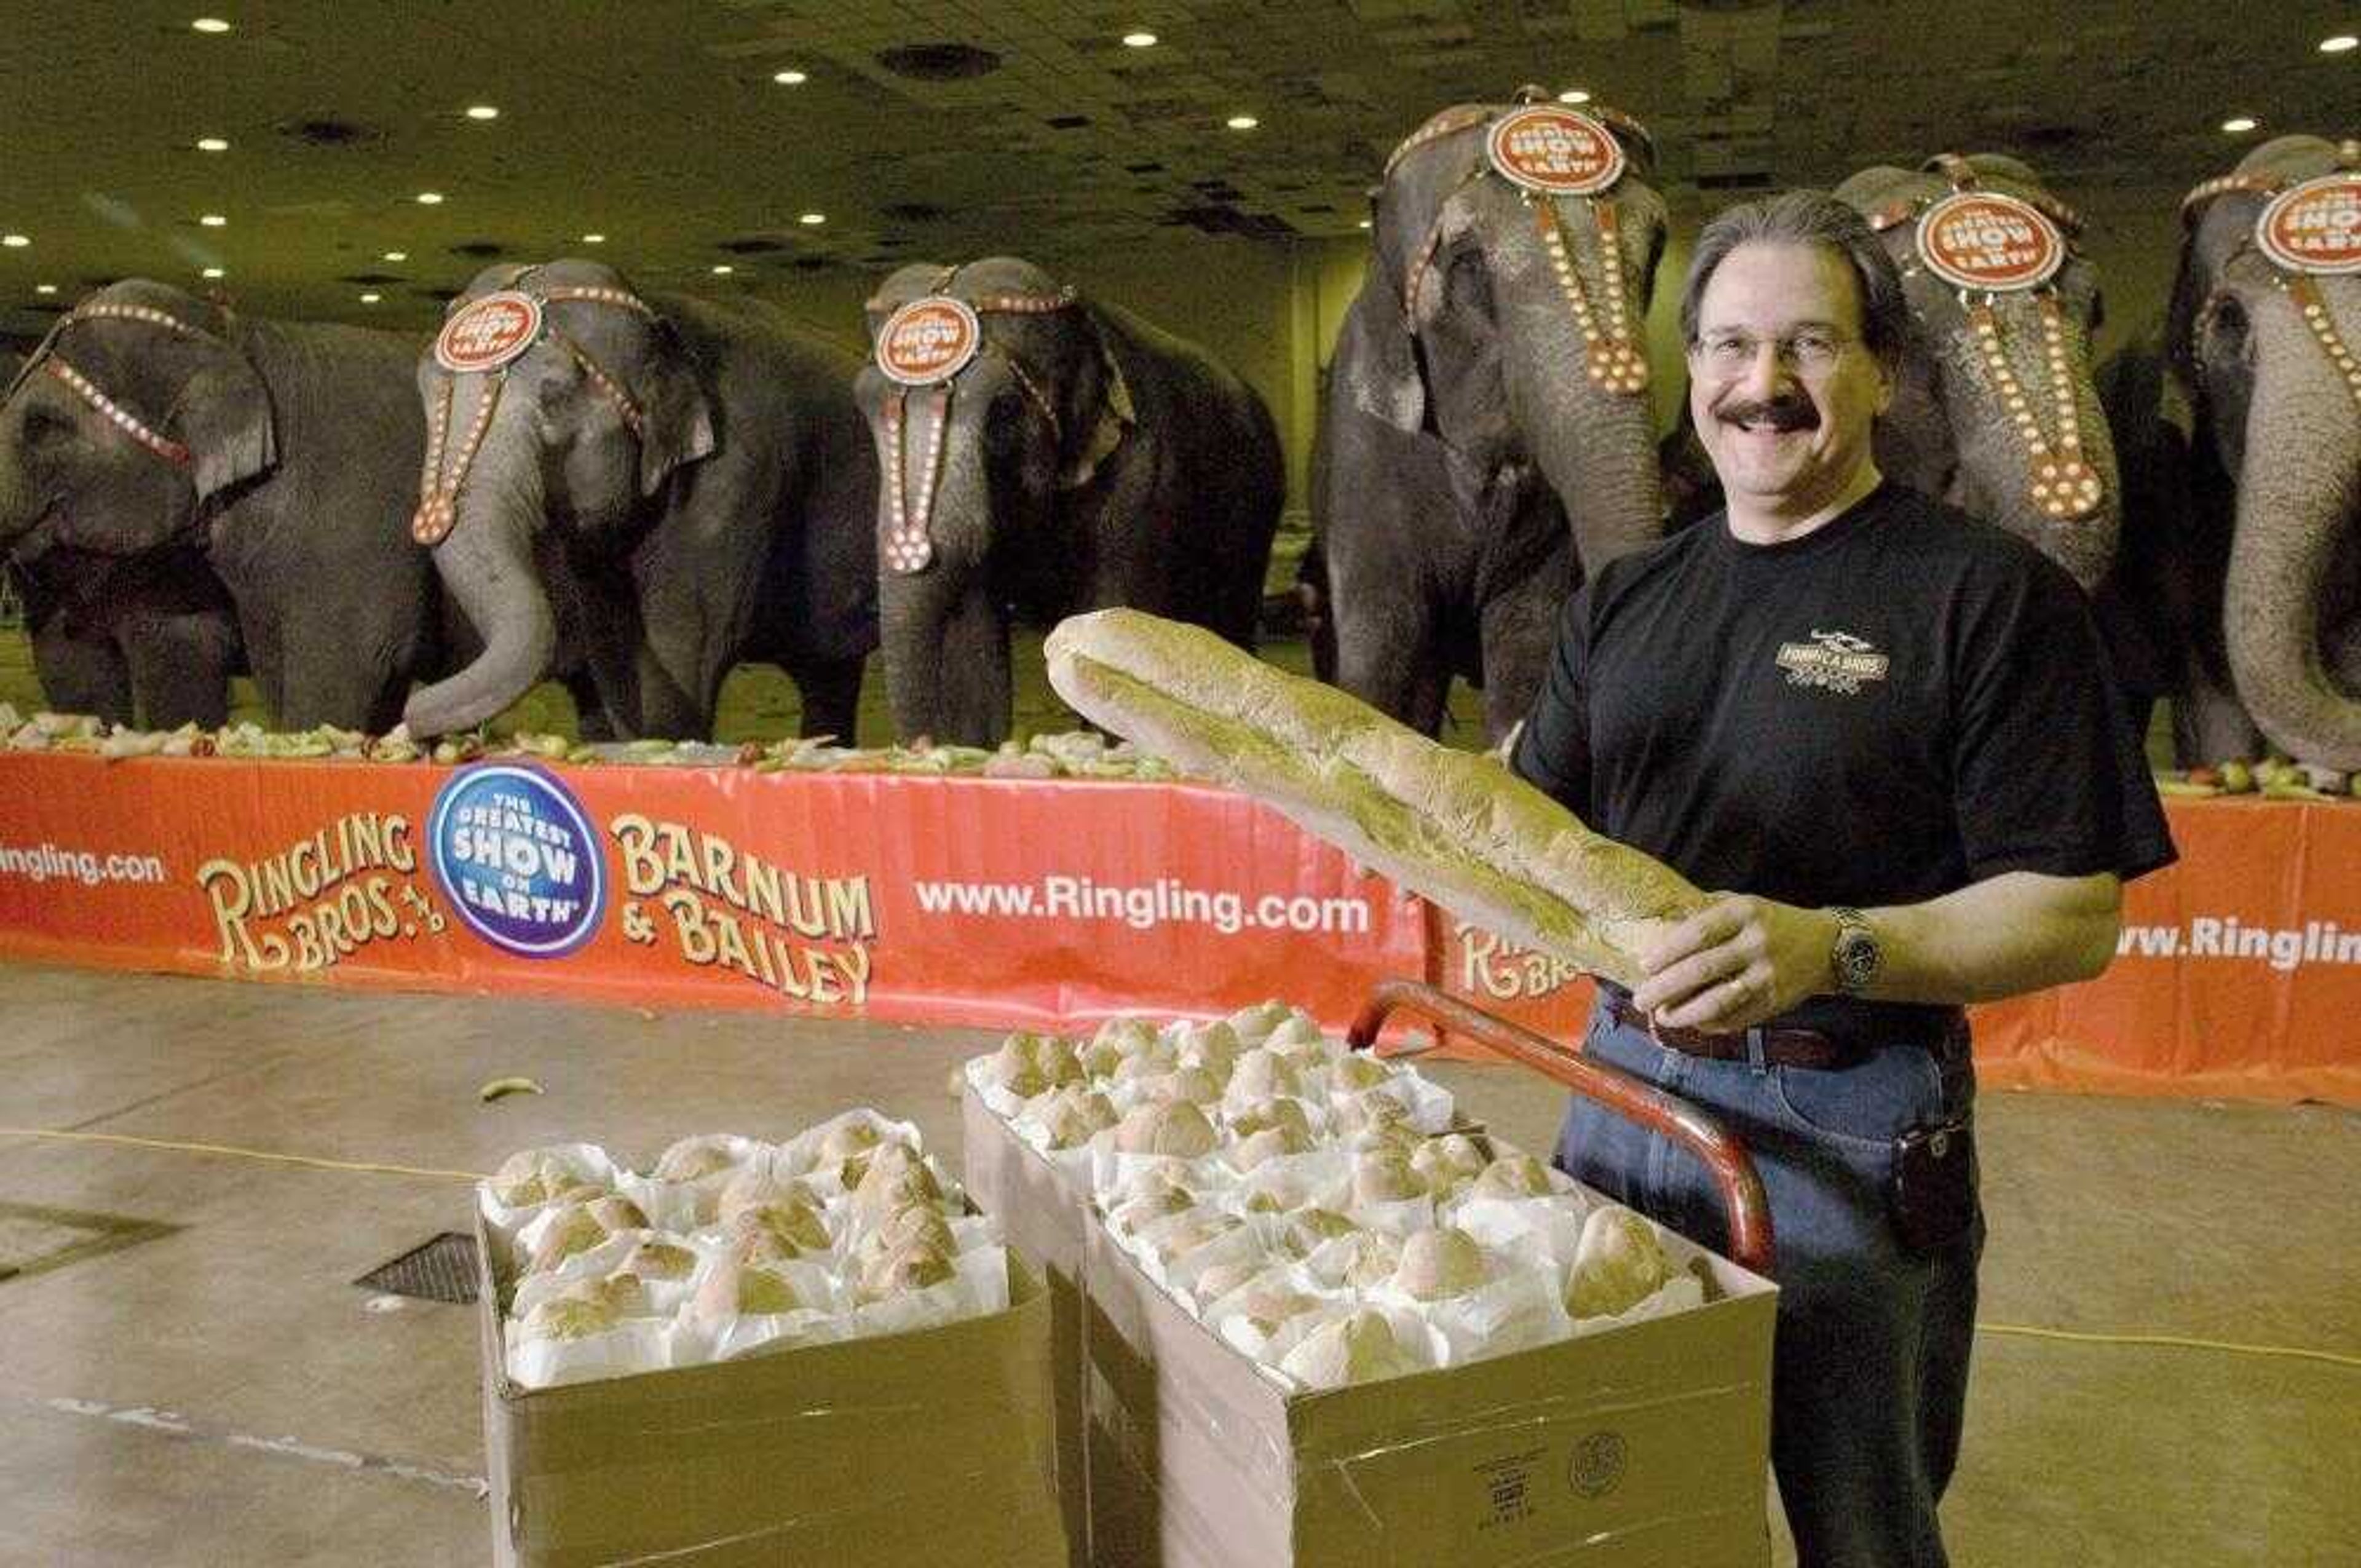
[427,764,606,958]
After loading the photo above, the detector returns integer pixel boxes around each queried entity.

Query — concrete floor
[0,960,2351,1567]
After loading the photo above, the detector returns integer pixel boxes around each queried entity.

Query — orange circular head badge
[877,296,983,386]
[2256,173,2361,277]
[1916,192,2065,292]
[1485,106,1624,197]
[433,291,545,374]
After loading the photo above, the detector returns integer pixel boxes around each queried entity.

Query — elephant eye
[22,403,76,448]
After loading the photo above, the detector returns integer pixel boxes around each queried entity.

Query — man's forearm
[1862,870,2123,1005]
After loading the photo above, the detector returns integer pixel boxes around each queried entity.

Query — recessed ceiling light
[1558,88,1592,105]
[36,283,57,295]
[1226,114,1258,130]
[2221,116,2258,133]
[2322,34,2357,53]
[1122,31,1157,47]
[415,191,445,205]
[199,213,227,227]
[201,266,225,279]
[1,234,28,248]
[1357,218,1371,229]
[196,136,229,152]
[359,292,381,304]
[798,212,826,226]
[382,250,407,262]
[711,264,735,275]
[581,232,606,245]
[191,17,232,33]
[464,105,499,121]
[773,69,808,85]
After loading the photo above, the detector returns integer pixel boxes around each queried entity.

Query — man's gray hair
[1679,189,1913,365]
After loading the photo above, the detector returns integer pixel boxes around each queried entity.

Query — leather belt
[1605,996,1852,1070]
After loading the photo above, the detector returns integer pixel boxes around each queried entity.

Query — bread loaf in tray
[1045,609,1704,988]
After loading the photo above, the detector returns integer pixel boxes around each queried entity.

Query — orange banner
[0,759,2350,1105]
[0,755,1422,1032]
[1428,798,2361,1106]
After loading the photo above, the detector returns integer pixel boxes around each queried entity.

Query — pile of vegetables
[0,703,1190,781]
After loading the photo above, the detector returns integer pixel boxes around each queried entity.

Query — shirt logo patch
[1776,628,1891,695]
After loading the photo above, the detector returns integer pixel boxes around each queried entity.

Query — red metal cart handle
[1348,977,1776,1277]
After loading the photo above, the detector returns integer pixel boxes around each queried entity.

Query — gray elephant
[1317,95,1668,741]
[2148,133,2361,769]
[855,258,1283,747]
[402,260,877,742]
[1834,154,2121,594]
[2,337,242,729]
[0,280,433,731]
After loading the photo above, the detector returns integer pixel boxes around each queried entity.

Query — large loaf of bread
[1044,609,1704,990]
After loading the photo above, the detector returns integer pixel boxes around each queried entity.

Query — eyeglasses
[1689,328,1859,376]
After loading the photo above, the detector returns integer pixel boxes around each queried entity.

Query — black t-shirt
[1511,481,2176,1035]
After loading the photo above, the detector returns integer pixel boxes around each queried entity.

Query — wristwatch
[1829,906,1882,997]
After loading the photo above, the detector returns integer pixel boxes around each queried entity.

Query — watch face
[1835,927,1880,992]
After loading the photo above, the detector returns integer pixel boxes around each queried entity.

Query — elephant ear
[1061,307,1137,490]
[636,321,717,497]
[1342,288,1426,433]
[171,344,277,504]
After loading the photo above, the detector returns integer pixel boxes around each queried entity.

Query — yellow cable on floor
[0,1127,484,1182]
[1977,1320,2361,1372]
[7,1126,2356,1372]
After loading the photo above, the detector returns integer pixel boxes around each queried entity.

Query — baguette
[1044,609,1703,989]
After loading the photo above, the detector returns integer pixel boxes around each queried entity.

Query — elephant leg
[1336,598,1447,735]
[122,609,237,729]
[622,641,708,740]
[562,667,615,742]
[789,655,864,743]
[1335,589,1447,738]
[29,611,135,726]
[1477,576,1567,748]
[269,608,401,732]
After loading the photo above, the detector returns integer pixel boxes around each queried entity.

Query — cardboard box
[962,1085,1097,1568]
[961,1081,1776,1568]
[1081,1217,1774,1568]
[474,1213,1070,1567]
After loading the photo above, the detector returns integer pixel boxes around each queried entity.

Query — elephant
[1835,154,2122,595]
[2149,133,2361,770]
[1,339,240,729]
[855,258,1283,747]
[1316,95,1669,742]
[402,259,878,742]
[0,280,434,731]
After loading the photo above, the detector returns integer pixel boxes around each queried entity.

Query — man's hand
[1630,895,1838,1033]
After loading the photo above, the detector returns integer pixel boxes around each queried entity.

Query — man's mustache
[1716,397,1817,432]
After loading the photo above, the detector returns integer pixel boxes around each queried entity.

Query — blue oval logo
[427,765,605,958]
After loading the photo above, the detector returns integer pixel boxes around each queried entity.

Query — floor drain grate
[0,1202,178,1283]
[354,1232,480,1305]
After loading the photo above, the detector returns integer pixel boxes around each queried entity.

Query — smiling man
[1511,191,2173,1567]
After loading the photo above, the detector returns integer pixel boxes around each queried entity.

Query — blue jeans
[1552,1000,1984,1568]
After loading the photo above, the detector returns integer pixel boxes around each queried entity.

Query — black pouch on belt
[1889,1113,1977,1253]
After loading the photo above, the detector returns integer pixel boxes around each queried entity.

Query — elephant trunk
[876,386,1011,746]
[2222,293,2361,769]
[1493,207,1664,573]
[401,459,556,738]
[1940,292,2122,592]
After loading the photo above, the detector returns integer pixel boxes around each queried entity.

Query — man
[1511,191,2173,1567]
